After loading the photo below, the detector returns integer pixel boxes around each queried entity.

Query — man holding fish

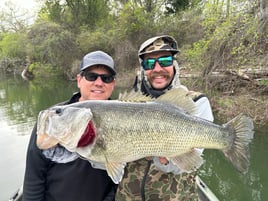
[22,51,118,201]
[115,35,214,200]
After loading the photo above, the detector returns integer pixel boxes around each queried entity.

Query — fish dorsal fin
[118,90,153,102]
[156,87,197,115]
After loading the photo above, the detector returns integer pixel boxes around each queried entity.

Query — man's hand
[159,157,169,165]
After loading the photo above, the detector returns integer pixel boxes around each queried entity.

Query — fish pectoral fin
[36,133,59,149]
[105,162,126,184]
[170,149,204,172]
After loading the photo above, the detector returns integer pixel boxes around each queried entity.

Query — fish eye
[55,108,62,114]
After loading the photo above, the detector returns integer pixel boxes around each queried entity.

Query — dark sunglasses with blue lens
[81,72,115,83]
[141,55,173,70]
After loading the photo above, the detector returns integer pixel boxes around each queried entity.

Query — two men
[23,35,214,201]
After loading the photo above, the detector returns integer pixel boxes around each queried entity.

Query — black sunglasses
[141,55,173,70]
[81,72,115,83]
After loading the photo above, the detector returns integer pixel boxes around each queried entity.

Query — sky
[1,0,41,13]
[0,0,42,26]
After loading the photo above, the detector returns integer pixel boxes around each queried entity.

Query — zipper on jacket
[141,160,152,201]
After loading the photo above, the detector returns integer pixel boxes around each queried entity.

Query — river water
[0,72,267,201]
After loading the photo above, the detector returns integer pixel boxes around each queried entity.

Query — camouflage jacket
[115,158,199,201]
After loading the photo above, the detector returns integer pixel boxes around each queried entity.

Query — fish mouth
[77,121,96,147]
[37,133,59,149]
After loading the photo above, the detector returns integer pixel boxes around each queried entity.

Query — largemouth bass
[36,88,254,184]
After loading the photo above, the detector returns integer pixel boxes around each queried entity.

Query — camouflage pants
[115,159,199,201]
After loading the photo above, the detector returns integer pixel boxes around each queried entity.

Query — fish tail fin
[223,113,254,174]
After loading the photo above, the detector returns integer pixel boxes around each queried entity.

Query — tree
[40,0,111,31]
[164,0,202,14]
[27,20,80,74]
[257,0,268,23]
[0,0,36,32]
[0,32,27,59]
[39,0,63,25]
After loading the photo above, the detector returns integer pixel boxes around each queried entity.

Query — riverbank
[115,69,268,126]
[210,94,268,125]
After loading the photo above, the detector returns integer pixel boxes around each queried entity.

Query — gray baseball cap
[80,51,116,75]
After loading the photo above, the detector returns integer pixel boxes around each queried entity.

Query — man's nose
[94,76,104,84]
[153,61,163,71]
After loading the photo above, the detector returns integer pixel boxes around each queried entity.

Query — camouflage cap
[138,35,179,58]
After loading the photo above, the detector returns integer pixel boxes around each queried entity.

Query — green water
[199,125,267,201]
[0,72,267,201]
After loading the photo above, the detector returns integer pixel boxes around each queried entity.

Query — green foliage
[184,39,210,69]
[70,0,110,29]
[27,21,80,73]
[257,79,268,86]
[115,2,154,41]
[184,0,267,78]
[40,0,111,31]
[258,79,268,86]
[42,0,63,24]
[229,16,261,62]
[201,1,226,36]
[157,9,204,47]
[28,62,61,78]
[0,0,266,85]
[76,29,113,55]
[0,32,27,59]
[164,0,202,14]
[28,62,37,72]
